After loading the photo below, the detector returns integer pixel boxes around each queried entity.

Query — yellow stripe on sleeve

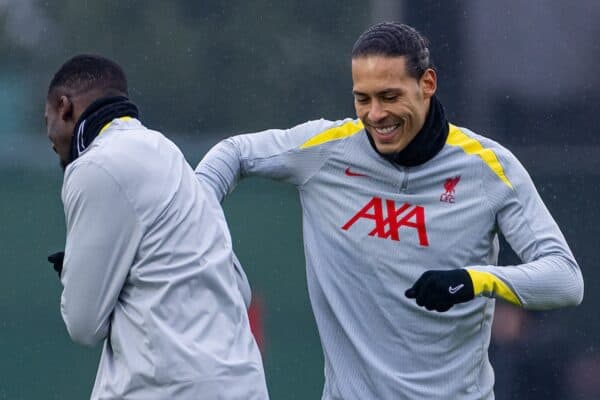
[446,124,513,189]
[300,120,364,149]
[466,269,522,306]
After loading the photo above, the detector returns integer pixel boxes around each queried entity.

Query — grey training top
[61,118,268,400]
[196,118,583,400]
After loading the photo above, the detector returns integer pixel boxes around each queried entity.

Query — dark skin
[44,87,125,169]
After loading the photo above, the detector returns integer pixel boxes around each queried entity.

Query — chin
[375,142,406,155]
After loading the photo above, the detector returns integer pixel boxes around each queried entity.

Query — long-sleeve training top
[195,116,583,400]
[61,117,268,400]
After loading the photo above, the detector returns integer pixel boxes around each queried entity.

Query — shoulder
[65,142,124,191]
[63,159,123,195]
[221,117,364,161]
[80,120,178,177]
[296,118,364,150]
[446,124,511,156]
[61,158,132,217]
[445,123,522,190]
[63,120,157,198]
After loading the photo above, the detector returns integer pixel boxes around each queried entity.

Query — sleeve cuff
[465,269,522,306]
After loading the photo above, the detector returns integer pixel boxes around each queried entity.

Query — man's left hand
[405,269,474,312]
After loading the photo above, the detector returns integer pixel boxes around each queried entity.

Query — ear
[57,95,74,122]
[420,68,437,99]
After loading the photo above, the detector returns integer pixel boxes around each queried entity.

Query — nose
[367,100,388,122]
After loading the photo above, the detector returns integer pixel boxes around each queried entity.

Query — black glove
[405,269,474,312]
[47,251,65,278]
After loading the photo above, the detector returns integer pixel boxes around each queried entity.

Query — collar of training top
[68,95,139,166]
[365,95,449,167]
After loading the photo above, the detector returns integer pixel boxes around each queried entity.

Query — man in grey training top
[196,23,583,399]
[45,54,268,399]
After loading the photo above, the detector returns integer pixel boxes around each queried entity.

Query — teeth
[375,125,398,135]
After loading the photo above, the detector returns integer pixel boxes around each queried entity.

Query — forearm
[60,281,110,347]
[467,254,583,309]
[476,145,584,310]
[61,161,141,346]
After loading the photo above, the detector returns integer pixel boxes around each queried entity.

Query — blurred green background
[1,1,599,399]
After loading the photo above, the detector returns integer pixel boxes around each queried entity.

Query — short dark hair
[352,22,433,79]
[48,54,128,99]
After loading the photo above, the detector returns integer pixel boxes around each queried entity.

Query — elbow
[63,317,106,347]
[571,267,585,306]
[558,259,584,307]
[70,333,102,348]
[551,253,584,307]
[61,304,107,347]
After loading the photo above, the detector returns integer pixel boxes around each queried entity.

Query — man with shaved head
[45,54,268,399]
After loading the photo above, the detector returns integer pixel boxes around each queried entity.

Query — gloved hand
[47,251,65,278]
[405,269,474,312]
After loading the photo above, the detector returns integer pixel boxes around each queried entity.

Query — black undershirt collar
[68,96,139,166]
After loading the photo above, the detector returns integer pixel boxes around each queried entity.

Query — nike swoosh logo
[345,167,367,177]
[448,284,464,294]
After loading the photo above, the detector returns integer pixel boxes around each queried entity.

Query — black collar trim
[68,96,139,165]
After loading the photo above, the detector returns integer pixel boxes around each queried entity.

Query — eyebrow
[352,88,404,96]
[378,89,403,96]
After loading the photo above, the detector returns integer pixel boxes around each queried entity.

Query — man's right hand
[47,251,65,278]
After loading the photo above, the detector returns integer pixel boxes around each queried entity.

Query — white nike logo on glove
[448,284,464,294]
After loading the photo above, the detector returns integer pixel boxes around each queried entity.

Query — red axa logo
[342,197,429,246]
[440,176,461,203]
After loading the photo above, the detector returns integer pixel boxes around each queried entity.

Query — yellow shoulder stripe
[300,120,364,149]
[467,269,522,306]
[99,116,133,135]
[446,124,512,189]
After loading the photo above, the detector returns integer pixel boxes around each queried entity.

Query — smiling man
[196,22,583,399]
[352,54,435,156]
